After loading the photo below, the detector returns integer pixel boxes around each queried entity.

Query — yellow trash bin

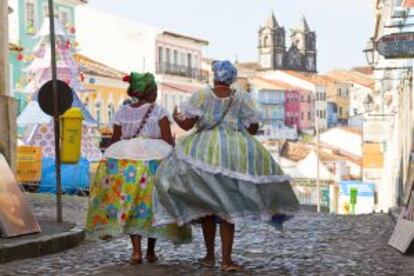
[60,108,84,164]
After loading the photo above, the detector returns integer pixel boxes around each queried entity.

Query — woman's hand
[173,106,198,131]
[246,123,259,135]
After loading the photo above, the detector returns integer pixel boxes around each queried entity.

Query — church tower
[258,12,286,70]
[290,16,317,72]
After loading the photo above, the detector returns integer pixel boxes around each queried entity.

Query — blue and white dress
[153,87,299,228]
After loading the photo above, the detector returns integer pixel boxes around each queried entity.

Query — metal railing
[156,62,209,82]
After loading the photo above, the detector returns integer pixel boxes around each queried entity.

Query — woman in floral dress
[86,72,191,265]
[153,61,299,272]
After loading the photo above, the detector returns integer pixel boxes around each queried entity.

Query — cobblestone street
[0,193,413,275]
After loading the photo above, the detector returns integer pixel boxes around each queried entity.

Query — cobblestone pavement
[0,193,413,275]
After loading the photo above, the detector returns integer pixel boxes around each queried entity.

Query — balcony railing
[156,62,209,82]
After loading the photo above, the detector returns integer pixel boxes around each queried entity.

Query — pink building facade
[285,89,314,130]
[285,90,300,129]
[298,89,314,130]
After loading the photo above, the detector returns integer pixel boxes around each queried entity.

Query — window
[308,112,311,120]
[25,0,36,34]
[187,53,192,69]
[316,110,320,117]
[43,3,49,18]
[339,107,343,116]
[95,102,102,125]
[59,8,71,27]
[107,104,115,122]
[263,36,269,47]
[354,108,358,116]
[158,47,163,69]
[301,112,304,120]
[166,48,171,65]
[173,50,178,66]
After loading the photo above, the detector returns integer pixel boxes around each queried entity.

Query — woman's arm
[246,123,259,135]
[173,106,198,131]
[108,125,122,146]
[159,117,175,146]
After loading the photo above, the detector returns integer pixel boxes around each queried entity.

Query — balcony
[156,62,209,82]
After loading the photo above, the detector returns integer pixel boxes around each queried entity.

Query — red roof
[254,77,313,93]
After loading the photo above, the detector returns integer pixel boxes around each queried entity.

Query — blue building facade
[327,102,339,128]
[257,89,286,128]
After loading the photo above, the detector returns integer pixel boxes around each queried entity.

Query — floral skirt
[86,158,192,243]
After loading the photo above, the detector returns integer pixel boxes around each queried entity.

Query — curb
[0,221,85,264]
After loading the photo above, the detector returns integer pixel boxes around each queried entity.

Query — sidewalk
[0,218,84,263]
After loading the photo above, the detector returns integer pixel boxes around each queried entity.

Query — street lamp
[363,94,374,113]
[363,38,379,67]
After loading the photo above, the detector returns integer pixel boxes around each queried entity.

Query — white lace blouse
[111,103,170,139]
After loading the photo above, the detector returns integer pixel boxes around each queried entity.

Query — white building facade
[75,6,208,115]
[364,0,414,211]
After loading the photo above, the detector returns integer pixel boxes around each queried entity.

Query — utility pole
[0,1,17,170]
[316,108,321,213]
[48,0,63,223]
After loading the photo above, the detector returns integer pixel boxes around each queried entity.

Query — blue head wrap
[212,60,238,85]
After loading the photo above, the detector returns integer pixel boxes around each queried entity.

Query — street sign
[376,32,414,59]
[38,80,73,116]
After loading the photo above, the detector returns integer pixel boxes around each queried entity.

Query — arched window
[95,102,102,126]
[107,103,115,123]
[263,36,269,47]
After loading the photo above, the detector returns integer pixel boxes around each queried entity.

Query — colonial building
[258,13,317,73]
[76,6,209,116]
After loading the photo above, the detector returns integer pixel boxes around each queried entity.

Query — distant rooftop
[162,31,209,46]
[75,54,126,80]
[326,69,374,89]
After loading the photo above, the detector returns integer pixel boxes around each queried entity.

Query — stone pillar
[0,2,17,171]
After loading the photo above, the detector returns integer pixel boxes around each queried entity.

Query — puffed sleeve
[180,89,206,119]
[157,105,172,123]
[110,105,125,127]
[240,92,262,127]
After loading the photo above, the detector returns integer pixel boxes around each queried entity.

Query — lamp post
[363,37,379,68]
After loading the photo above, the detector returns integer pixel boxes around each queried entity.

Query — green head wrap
[123,72,157,96]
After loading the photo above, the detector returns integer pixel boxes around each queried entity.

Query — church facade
[258,13,317,73]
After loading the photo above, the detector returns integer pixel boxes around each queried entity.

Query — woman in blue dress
[153,60,299,272]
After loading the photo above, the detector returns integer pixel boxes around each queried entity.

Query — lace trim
[174,149,291,184]
[152,207,297,231]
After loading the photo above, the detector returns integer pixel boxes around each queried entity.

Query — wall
[319,128,362,157]
[285,90,300,128]
[76,6,160,74]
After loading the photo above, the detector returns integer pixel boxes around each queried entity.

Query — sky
[89,0,375,73]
